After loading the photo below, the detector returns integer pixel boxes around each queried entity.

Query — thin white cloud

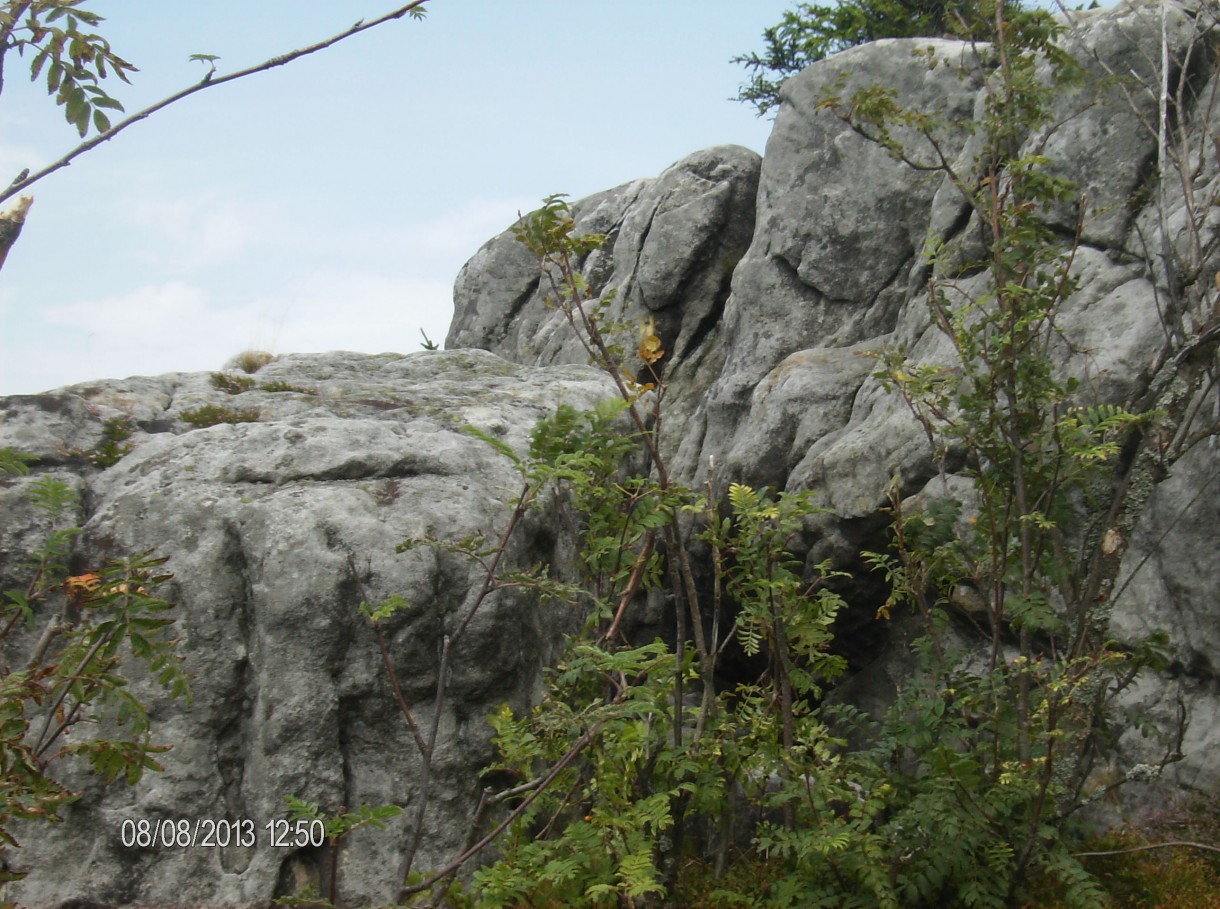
[4,281,216,391]
[396,195,533,258]
[43,280,211,339]
[121,192,267,273]
[248,270,455,355]
[1,192,535,393]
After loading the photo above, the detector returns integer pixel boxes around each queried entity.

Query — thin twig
[1074,840,1220,857]
[0,1,430,206]
[396,720,606,903]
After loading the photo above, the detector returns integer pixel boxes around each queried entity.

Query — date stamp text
[119,817,327,849]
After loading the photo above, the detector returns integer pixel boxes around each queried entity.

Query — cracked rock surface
[452,0,1220,819]
[4,1,1220,904]
[1,351,613,907]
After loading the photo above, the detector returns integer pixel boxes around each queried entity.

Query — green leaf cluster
[61,415,135,468]
[1,1,137,136]
[363,11,1173,898]
[465,399,864,906]
[733,0,1049,116]
[209,371,256,395]
[285,795,403,843]
[0,463,188,882]
[179,403,261,428]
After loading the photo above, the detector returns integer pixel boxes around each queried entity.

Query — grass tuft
[225,350,276,374]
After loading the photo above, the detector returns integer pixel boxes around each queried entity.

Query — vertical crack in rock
[214,521,257,876]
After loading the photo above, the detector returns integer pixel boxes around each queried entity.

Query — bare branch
[397,719,607,903]
[1074,840,1220,858]
[0,193,33,272]
[0,0,430,206]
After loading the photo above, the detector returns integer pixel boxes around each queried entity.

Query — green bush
[210,371,256,394]
[179,403,260,428]
[259,380,316,395]
[388,187,1159,909]
[0,450,189,886]
[734,0,1040,115]
[65,415,135,468]
[342,5,1197,906]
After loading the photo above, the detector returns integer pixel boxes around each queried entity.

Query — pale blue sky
[0,1,791,394]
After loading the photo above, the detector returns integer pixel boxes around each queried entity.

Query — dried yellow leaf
[639,316,664,366]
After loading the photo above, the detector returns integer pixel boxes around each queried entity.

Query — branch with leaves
[0,455,189,886]
[0,0,430,208]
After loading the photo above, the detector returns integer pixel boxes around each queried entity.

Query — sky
[0,1,792,395]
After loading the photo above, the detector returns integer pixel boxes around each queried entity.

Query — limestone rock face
[448,145,760,374]
[5,1,1220,905]
[1,351,614,907]
[447,144,761,449]
[1110,438,1220,796]
[449,0,1220,803]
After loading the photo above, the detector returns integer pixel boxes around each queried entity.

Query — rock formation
[449,0,1219,834]
[1,352,614,906]
[3,1,1218,904]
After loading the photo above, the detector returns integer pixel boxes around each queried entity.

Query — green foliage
[461,208,870,907]
[476,642,684,908]
[258,379,316,395]
[286,795,404,843]
[280,797,404,908]
[348,7,1177,906]
[179,403,260,428]
[188,52,219,80]
[63,415,135,468]
[0,465,188,884]
[466,5,1166,907]
[822,3,1164,906]
[0,0,136,136]
[0,448,35,476]
[734,0,1045,116]
[512,194,606,263]
[210,371,256,395]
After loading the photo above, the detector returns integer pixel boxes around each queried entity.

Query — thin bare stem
[0,1,430,206]
[1075,840,1220,857]
[396,720,607,903]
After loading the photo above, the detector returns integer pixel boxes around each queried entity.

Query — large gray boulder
[1110,436,1220,796]
[447,144,760,375]
[447,144,761,449]
[450,0,1220,804]
[1,350,615,907]
[4,1,1220,904]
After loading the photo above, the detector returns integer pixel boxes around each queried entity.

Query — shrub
[0,451,189,886]
[374,183,1163,908]
[179,404,260,428]
[210,371,256,394]
[259,380,316,394]
[350,4,1201,905]
[65,415,135,468]
[733,0,1036,115]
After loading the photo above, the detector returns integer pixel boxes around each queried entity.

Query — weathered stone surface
[447,144,760,451]
[670,40,986,488]
[2,350,614,907]
[449,0,1220,806]
[5,1,1220,904]
[1110,435,1220,795]
[448,145,759,374]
